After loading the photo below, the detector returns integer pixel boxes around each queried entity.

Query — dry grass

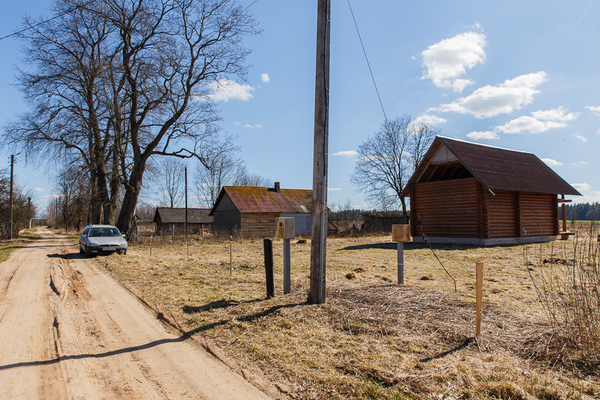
[96,232,600,399]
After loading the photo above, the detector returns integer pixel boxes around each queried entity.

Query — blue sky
[2,0,600,212]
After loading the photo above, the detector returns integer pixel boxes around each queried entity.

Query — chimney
[274,182,281,193]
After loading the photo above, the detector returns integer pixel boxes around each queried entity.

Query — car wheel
[79,245,84,255]
[85,246,93,258]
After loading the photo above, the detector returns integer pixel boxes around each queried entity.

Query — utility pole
[8,155,14,240]
[185,166,188,239]
[309,0,331,304]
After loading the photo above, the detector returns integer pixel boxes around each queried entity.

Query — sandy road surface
[0,228,271,399]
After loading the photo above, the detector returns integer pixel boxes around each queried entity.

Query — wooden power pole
[309,0,331,304]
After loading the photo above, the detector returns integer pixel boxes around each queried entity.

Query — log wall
[411,178,481,238]
[411,179,559,240]
[519,193,558,236]
[486,190,518,238]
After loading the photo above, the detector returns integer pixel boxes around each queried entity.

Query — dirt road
[0,228,271,399]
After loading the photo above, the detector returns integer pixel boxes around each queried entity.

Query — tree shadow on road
[0,301,306,371]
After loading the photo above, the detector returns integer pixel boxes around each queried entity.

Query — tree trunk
[116,158,146,237]
[105,146,120,224]
[401,196,407,217]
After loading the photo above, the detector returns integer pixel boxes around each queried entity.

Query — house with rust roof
[210,183,313,237]
[402,136,580,245]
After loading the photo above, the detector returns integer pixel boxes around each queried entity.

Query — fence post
[397,241,404,284]
[264,238,274,298]
[476,261,483,338]
[283,238,291,294]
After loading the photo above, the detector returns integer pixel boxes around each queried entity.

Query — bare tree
[194,148,238,208]
[154,158,185,208]
[231,165,272,187]
[194,137,271,209]
[107,0,258,236]
[351,115,437,215]
[0,171,36,239]
[5,0,258,237]
[4,0,120,224]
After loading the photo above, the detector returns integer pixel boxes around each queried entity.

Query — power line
[346,0,387,122]
[243,0,260,12]
[0,0,99,42]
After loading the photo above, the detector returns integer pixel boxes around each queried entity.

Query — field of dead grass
[96,230,599,399]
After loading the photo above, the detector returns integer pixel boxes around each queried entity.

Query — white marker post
[276,217,295,294]
[392,224,412,284]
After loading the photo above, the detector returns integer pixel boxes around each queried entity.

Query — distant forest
[563,202,600,221]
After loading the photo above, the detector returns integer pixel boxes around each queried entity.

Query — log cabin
[210,183,312,237]
[402,136,580,245]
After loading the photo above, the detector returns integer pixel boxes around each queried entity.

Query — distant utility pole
[8,155,14,240]
[185,166,188,239]
[309,0,331,304]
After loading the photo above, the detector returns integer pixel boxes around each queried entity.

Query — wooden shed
[153,207,213,236]
[402,136,580,245]
[210,183,312,237]
[361,213,408,233]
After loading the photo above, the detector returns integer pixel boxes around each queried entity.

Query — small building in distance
[402,136,580,245]
[361,212,408,233]
[210,183,312,237]
[153,207,213,236]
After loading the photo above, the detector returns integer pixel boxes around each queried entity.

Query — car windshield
[89,227,121,237]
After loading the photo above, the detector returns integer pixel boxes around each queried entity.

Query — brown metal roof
[154,207,213,224]
[403,136,581,196]
[212,186,313,214]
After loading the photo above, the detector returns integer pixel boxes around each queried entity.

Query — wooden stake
[283,239,291,294]
[150,235,153,256]
[476,262,483,338]
[229,242,233,277]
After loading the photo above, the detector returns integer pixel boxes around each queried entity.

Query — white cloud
[571,161,588,165]
[332,150,359,158]
[577,191,600,203]
[256,124,263,129]
[242,124,262,129]
[597,129,600,135]
[413,114,447,126]
[261,73,270,83]
[496,107,579,134]
[328,187,342,191]
[244,124,253,128]
[208,79,255,102]
[572,183,591,191]
[33,187,45,192]
[421,32,486,93]
[432,72,547,118]
[542,158,563,167]
[586,105,600,116]
[574,134,587,142]
[467,131,499,140]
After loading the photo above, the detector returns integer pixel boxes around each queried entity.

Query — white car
[79,224,128,257]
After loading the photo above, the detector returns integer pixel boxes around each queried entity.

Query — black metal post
[264,238,274,298]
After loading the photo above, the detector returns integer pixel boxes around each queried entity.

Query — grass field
[96,229,600,399]
[0,229,39,263]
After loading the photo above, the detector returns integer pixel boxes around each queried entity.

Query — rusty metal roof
[211,186,313,214]
[154,207,213,224]
[403,136,581,196]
